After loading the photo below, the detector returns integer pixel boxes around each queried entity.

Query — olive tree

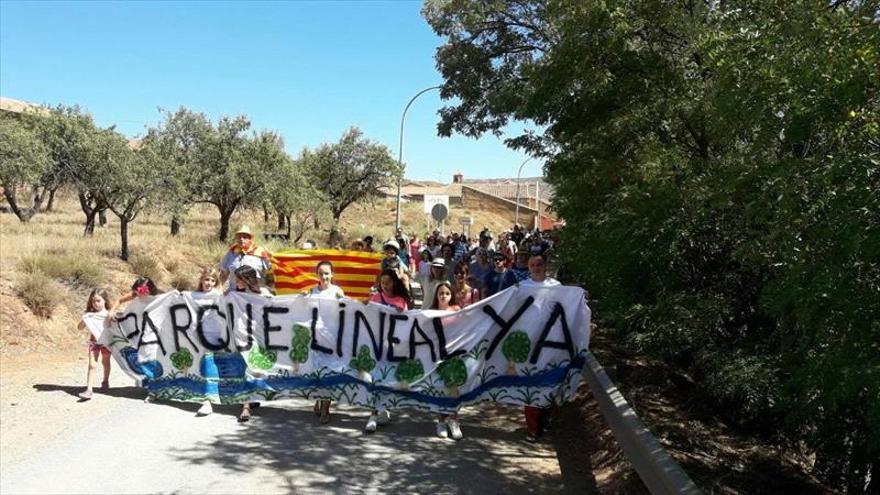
[301,127,401,246]
[0,112,51,222]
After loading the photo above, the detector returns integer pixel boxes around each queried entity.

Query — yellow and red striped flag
[272,249,383,301]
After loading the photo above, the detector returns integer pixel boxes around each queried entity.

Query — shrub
[15,272,64,318]
[128,254,162,282]
[19,252,104,288]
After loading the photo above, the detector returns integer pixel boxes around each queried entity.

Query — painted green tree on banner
[289,324,311,374]
[502,331,531,375]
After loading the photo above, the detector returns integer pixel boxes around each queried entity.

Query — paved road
[1,359,565,494]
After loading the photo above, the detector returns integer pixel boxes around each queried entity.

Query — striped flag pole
[272,249,383,301]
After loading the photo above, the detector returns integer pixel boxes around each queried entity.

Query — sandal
[78,390,93,400]
[238,404,252,423]
[319,400,331,424]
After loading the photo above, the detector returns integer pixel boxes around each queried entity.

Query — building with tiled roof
[380,172,559,229]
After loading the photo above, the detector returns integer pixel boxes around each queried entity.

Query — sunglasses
[454,271,466,276]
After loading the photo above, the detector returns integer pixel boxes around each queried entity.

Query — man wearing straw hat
[219,225,273,292]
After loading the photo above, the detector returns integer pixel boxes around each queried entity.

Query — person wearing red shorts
[78,288,114,400]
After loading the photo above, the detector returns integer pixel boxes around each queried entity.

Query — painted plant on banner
[89,286,591,412]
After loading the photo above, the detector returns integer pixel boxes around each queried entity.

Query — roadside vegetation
[425,0,878,491]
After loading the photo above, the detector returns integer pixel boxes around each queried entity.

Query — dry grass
[14,272,64,318]
[127,253,163,282]
[20,251,105,289]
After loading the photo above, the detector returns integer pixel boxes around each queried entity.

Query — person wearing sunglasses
[482,252,508,297]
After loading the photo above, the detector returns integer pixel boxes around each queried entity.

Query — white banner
[95,286,591,412]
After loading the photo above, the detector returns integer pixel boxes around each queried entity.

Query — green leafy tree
[436,358,468,397]
[38,106,110,234]
[394,358,425,389]
[266,156,325,244]
[501,330,531,375]
[170,348,194,372]
[247,345,277,370]
[426,1,880,489]
[143,107,213,236]
[301,127,401,246]
[0,112,51,222]
[79,130,166,260]
[289,324,311,373]
[197,117,289,241]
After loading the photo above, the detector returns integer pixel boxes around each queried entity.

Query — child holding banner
[233,265,271,422]
[429,282,464,440]
[77,288,114,400]
[112,277,162,404]
[308,260,345,423]
[193,267,221,416]
[364,269,410,432]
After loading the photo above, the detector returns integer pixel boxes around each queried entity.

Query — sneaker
[436,421,449,438]
[99,380,109,391]
[448,419,463,440]
[376,409,391,425]
[78,390,93,400]
[197,401,213,416]
[365,415,378,433]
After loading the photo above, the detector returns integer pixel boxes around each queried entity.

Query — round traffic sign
[431,203,448,221]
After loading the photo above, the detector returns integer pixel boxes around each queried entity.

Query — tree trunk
[170,214,181,236]
[263,207,270,223]
[83,210,98,236]
[3,187,36,222]
[277,210,286,230]
[328,215,343,248]
[4,185,45,222]
[78,190,100,236]
[285,215,292,240]
[98,209,108,227]
[218,207,233,242]
[120,218,130,261]
[45,187,57,212]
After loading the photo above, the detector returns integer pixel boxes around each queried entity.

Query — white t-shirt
[309,284,344,299]
[519,277,561,287]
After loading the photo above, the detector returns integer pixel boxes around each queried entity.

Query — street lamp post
[395,85,442,232]
[514,156,533,227]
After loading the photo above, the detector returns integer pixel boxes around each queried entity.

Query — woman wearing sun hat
[421,257,449,310]
[219,225,273,292]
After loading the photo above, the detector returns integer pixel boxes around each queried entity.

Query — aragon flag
[272,249,383,300]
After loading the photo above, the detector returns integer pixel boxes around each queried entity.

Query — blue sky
[0,1,543,181]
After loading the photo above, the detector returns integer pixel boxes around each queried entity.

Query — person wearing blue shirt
[482,252,508,297]
[499,250,531,291]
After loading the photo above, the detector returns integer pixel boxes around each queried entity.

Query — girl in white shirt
[307,261,344,423]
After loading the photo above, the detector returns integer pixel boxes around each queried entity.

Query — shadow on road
[168,402,571,493]
[33,383,146,401]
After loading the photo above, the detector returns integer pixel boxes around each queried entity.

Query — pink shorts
[88,340,110,356]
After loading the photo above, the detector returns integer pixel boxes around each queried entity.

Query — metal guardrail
[583,350,702,495]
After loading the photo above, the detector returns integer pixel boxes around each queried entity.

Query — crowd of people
[77,223,564,443]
